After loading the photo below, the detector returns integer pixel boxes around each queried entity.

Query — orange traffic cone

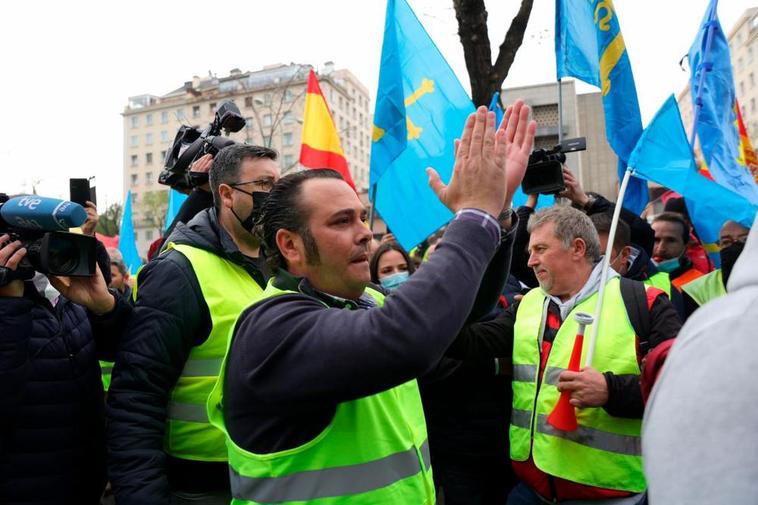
[547,312,594,432]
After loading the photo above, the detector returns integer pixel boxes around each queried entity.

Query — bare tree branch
[453,0,493,106]
[492,0,534,86]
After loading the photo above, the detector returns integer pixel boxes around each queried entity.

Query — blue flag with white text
[118,191,142,275]
[370,0,474,249]
[688,0,758,204]
[628,96,757,266]
[555,0,647,214]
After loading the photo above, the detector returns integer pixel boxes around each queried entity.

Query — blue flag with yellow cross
[370,0,474,249]
[555,0,648,215]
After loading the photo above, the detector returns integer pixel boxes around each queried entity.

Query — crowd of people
[1,102,755,505]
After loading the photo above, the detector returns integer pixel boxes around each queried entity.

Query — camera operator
[106,144,279,505]
[0,224,132,504]
[162,154,215,244]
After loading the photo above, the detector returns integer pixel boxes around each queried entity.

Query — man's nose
[527,252,538,267]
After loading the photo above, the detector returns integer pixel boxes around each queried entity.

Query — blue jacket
[0,284,129,505]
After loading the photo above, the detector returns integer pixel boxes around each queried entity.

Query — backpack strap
[619,277,651,354]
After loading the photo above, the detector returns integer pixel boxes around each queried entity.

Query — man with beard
[207,104,535,504]
[107,144,279,504]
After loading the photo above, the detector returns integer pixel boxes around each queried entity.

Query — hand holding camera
[0,235,27,297]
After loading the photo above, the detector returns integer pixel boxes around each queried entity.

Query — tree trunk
[453,0,534,107]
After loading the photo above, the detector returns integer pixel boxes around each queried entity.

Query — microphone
[0,195,87,231]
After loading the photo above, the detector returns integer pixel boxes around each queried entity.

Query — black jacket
[446,279,682,418]
[0,283,130,505]
[224,214,516,455]
[106,208,267,505]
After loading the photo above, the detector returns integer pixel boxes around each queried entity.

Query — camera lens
[47,234,80,275]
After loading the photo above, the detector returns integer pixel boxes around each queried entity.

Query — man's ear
[218,184,234,210]
[276,229,304,268]
[573,237,587,259]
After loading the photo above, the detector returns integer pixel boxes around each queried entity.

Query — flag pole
[557,79,564,144]
[584,167,633,368]
[688,0,719,148]
[368,183,377,232]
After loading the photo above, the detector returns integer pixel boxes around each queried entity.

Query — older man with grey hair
[449,205,681,504]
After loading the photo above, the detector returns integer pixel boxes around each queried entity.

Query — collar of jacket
[172,208,268,286]
[271,269,382,310]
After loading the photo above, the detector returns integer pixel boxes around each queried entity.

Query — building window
[145,229,154,241]
[245,96,253,108]
[283,132,293,146]
[283,111,294,124]
[284,154,294,167]
[145,133,153,145]
[131,116,139,128]
[161,111,169,124]
[751,73,755,88]
[132,192,138,203]
[130,154,138,167]
[146,153,153,165]
[263,114,272,127]
[741,81,746,96]
[130,135,139,147]
[192,105,200,118]
[284,89,294,102]
[264,93,272,105]
[339,96,343,109]
[161,130,169,143]
[209,102,217,113]
[130,174,138,186]
[160,150,167,160]
[752,98,756,113]
[176,108,185,120]
[145,172,152,184]
[146,113,153,126]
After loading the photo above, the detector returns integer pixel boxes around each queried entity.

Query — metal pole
[368,183,377,232]
[688,0,719,148]
[584,168,633,368]
[557,78,564,144]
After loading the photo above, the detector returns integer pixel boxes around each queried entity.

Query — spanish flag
[299,69,355,188]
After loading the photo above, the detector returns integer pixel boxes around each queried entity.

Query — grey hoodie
[642,213,758,504]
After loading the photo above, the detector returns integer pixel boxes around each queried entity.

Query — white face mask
[32,272,60,303]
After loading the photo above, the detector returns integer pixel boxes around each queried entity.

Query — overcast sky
[0,0,753,208]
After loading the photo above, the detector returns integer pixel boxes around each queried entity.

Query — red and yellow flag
[734,99,758,184]
[299,70,355,188]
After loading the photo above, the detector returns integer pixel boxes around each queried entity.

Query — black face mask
[230,188,270,233]
[720,240,746,286]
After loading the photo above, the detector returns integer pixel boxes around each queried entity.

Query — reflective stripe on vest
[207,280,436,504]
[160,243,264,462]
[510,277,646,492]
[681,269,725,306]
[644,271,672,298]
[229,439,432,503]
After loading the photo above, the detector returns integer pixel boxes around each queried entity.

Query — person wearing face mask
[681,220,751,309]
[106,144,280,505]
[651,212,707,292]
[369,241,414,290]
[591,213,686,320]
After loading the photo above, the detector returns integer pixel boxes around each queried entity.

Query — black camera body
[0,194,96,279]
[159,101,246,190]
[521,137,587,195]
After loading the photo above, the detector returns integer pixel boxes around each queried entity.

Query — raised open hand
[498,99,537,209]
[49,265,115,315]
[427,106,508,217]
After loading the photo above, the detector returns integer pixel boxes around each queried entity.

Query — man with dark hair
[207,104,535,503]
[107,143,279,504]
[652,212,706,292]
[591,213,686,319]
